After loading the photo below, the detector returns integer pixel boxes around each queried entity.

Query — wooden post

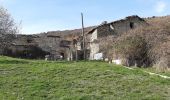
[81,13,86,60]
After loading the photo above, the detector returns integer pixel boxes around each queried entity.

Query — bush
[113,35,149,67]
[151,39,170,71]
[112,17,170,70]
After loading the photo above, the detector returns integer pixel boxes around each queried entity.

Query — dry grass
[104,16,170,70]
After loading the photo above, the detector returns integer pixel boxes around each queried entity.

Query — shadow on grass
[0,60,29,64]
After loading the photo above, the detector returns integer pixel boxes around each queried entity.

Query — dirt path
[124,66,170,79]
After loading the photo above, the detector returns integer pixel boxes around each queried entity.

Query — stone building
[84,15,148,60]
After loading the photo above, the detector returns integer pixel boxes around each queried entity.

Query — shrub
[112,16,170,70]
[113,34,149,67]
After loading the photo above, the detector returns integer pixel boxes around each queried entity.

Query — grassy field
[0,56,169,100]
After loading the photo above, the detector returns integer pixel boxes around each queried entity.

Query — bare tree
[0,6,19,54]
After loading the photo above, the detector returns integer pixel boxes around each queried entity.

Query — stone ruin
[1,15,148,61]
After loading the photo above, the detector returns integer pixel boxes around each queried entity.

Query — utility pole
[75,44,78,61]
[81,13,86,60]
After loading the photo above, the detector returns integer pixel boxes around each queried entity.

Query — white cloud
[155,1,167,13]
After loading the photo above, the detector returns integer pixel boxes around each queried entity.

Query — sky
[0,0,170,34]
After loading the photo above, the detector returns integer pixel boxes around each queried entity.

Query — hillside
[0,56,169,100]
[36,26,95,40]
[110,15,170,69]
[145,15,170,25]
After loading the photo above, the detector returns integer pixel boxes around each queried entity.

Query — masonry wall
[111,17,147,35]
[89,42,99,60]
[34,35,71,60]
[97,24,116,38]
[89,29,99,60]
[35,36,61,53]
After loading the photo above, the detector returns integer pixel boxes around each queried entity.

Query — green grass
[0,56,169,100]
[136,67,170,77]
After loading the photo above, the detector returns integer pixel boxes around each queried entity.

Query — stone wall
[111,17,147,34]
[97,24,116,38]
[89,42,99,60]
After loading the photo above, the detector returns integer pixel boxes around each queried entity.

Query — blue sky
[0,0,170,34]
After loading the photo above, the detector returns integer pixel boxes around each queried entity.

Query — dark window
[73,39,77,45]
[27,39,33,43]
[60,40,71,47]
[130,22,134,29]
[60,53,64,59]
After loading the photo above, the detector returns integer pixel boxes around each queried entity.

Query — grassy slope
[0,56,169,100]
[136,67,170,77]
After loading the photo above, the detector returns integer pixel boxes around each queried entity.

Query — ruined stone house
[81,15,148,60]
[5,30,88,60]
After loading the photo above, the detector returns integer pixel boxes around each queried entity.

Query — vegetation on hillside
[0,56,169,100]
[110,16,170,71]
[0,6,19,54]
